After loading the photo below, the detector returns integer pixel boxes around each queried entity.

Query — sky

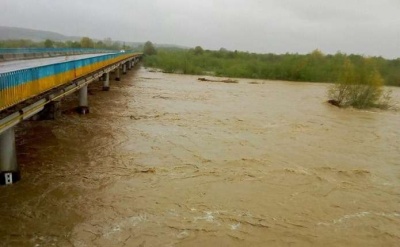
[1,0,400,58]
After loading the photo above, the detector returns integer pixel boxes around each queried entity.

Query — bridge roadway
[0,51,142,185]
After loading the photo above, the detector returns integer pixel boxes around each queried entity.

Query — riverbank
[144,49,400,87]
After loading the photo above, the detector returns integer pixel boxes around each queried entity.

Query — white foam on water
[194,211,214,222]
[177,230,190,239]
[317,211,400,226]
[230,223,241,230]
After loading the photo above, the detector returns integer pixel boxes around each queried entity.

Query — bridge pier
[123,63,127,75]
[77,85,89,114]
[36,100,62,120]
[99,73,105,81]
[115,66,121,81]
[0,127,20,185]
[128,61,132,70]
[102,72,110,91]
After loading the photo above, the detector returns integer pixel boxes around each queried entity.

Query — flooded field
[1,67,400,246]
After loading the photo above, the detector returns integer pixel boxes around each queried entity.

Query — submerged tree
[328,58,389,109]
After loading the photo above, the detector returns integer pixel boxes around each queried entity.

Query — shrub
[328,58,391,109]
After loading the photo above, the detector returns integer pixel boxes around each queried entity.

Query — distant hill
[0,26,80,41]
[0,26,187,49]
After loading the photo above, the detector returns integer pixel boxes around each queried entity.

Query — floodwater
[1,67,400,246]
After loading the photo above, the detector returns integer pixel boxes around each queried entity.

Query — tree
[193,46,204,55]
[328,58,356,105]
[70,41,81,48]
[44,39,54,48]
[328,58,389,109]
[104,37,113,47]
[111,41,121,50]
[80,37,94,48]
[143,41,156,55]
[95,41,105,49]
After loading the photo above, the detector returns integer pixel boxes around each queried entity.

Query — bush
[328,58,391,109]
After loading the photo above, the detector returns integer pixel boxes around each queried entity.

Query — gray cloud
[1,0,399,58]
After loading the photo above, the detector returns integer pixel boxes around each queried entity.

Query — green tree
[94,41,103,48]
[104,37,112,47]
[80,37,94,48]
[44,39,54,48]
[111,41,121,50]
[328,58,388,108]
[143,41,157,55]
[328,58,356,105]
[70,41,81,48]
[193,46,204,55]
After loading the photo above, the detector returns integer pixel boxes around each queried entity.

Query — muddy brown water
[1,67,400,246]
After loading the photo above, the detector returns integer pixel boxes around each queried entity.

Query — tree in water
[328,57,389,109]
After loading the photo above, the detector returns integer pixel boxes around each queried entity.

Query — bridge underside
[0,56,141,185]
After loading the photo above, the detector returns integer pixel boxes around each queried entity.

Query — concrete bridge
[0,48,116,62]
[0,49,142,185]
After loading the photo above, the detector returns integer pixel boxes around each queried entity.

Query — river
[1,67,400,246]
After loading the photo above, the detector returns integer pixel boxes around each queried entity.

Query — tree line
[0,37,135,50]
[144,47,400,87]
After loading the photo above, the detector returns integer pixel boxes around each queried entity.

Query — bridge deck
[0,53,114,73]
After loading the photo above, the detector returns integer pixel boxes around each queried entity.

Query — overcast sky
[2,0,400,58]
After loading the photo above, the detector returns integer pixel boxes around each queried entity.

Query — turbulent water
[1,67,400,246]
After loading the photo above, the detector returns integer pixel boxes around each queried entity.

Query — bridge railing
[0,52,141,111]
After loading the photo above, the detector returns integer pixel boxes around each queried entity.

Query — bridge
[0,48,118,62]
[0,48,142,185]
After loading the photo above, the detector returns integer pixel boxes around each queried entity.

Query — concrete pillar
[115,67,120,81]
[99,73,105,81]
[77,85,89,114]
[35,100,62,120]
[123,63,127,75]
[103,72,110,91]
[0,127,20,185]
[128,61,132,70]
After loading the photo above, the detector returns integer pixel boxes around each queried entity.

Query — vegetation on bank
[143,47,400,87]
[0,37,137,51]
[144,46,398,109]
